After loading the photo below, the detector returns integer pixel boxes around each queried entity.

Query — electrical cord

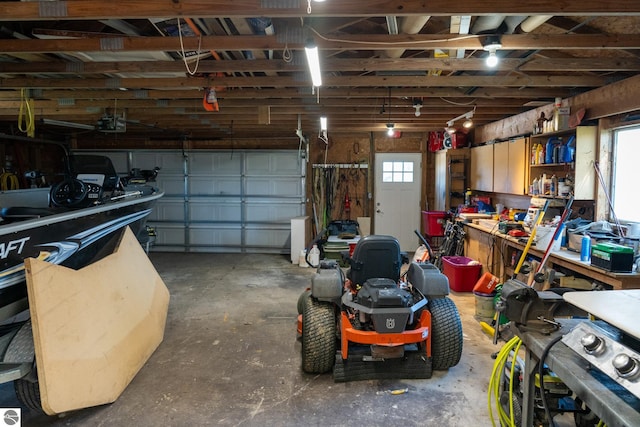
[538,334,564,427]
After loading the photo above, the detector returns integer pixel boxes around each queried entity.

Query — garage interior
[1,1,640,426]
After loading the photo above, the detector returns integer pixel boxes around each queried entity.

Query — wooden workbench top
[462,220,640,290]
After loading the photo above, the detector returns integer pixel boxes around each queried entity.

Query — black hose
[413,229,434,260]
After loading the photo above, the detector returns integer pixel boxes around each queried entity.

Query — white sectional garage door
[77,149,305,253]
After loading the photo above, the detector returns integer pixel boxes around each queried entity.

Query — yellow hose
[18,88,35,138]
[0,172,19,190]
[488,335,523,427]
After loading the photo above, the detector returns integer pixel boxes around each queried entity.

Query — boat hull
[0,191,163,316]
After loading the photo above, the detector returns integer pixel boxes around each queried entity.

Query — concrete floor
[2,253,501,426]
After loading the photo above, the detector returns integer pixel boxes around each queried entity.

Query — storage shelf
[530,162,574,168]
[526,194,572,200]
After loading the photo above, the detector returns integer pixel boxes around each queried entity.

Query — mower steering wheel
[50,178,88,207]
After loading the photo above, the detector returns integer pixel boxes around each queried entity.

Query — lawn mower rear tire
[428,297,463,370]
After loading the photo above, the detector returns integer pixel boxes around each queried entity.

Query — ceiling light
[446,107,475,130]
[386,123,395,136]
[485,51,499,67]
[413,99,423,117]
[483,36,502,68]
[304,40,322,87]
[320,116,327,131]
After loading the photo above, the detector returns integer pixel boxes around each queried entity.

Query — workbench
[515,320,640,427]
[463,222,640,290]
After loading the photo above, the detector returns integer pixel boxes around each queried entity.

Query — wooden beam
[0,87,572,100]
[2,34,640,53]
[1,0,639,21]
[0,74,605,89]
[3,57,639,75]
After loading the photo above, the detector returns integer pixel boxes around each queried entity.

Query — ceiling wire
[439,97,478,106]
[177,17,203,75]
[308,26,478,47]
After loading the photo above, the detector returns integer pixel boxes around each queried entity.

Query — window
[612,127,640,223]
[382,161,414,183]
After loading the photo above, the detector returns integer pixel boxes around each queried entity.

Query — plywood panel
[25,227,170,415]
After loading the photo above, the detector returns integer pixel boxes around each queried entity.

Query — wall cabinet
[470,143,494,192]
[528,126,596,200]
[492,137,527,195]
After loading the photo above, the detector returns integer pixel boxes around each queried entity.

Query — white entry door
[374,153,422,251]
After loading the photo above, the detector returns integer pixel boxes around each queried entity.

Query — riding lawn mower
[297,233,463,382]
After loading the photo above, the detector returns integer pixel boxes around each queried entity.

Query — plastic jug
[309,244,320,266]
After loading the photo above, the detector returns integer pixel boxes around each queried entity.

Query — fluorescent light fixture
[42,118,95,130]
[483,36,502,68]
[386,123,395,136]
[305,40,322,87]
[320,116,327,131]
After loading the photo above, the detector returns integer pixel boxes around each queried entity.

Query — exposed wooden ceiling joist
[1,0,640,21]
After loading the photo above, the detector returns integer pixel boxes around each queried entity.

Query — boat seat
[0,206,59,221]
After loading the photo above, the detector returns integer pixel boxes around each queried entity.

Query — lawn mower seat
[347,235,403,286]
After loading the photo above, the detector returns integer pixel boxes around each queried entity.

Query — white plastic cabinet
[470,143,494,192]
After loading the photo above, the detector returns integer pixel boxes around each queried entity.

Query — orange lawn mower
[297,232,463,382]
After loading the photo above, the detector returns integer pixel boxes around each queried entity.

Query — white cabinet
[470,144,494,192]
[492,137,527,195]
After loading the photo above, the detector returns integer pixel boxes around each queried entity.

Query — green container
[591,242,634,272]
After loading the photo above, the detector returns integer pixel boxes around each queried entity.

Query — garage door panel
[245,201,302,222]
[190,200,241,221]
[189,176,241,196]
[149,224,185,246]
[189,226,241,247]
[245,226,290,249]
[245,177,301,197]
[190,153,241,175]
[132,152,184,175]
[246,152,300,175]
[149,199,184,221]
[154,176,184,195]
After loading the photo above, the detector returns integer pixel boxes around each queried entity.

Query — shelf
[531,129,576,138]
[530,162,574,168]
[526,194,572,200]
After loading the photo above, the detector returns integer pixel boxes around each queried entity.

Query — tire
[301,295,336,374]
[297,289,312,315]
[500,390,523,427]
[429,297,463,370]
[14,378,42,413]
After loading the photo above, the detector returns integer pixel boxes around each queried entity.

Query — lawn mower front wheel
[301,294,337,374]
